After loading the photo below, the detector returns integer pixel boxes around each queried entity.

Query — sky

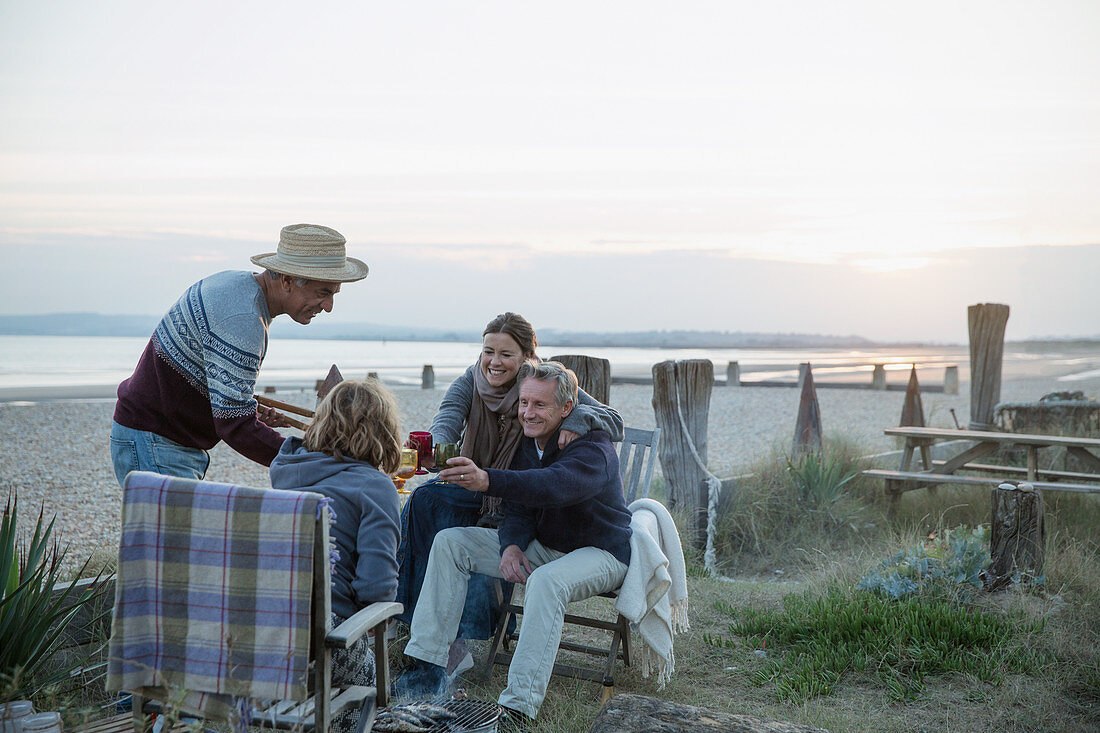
[1,1,1098,342]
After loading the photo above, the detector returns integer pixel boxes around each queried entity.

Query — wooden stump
[421,364,435,389]
[550,354,611,403]
[990,482,1045,587]
[792,365,822,460]
[652,359,713,547]
[968,303,1010,429]
[589,694,829,733]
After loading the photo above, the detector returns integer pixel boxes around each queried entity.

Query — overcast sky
[1,1,1097,342]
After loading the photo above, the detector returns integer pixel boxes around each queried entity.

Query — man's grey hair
[517,361,578,407]
[264,269,310,288]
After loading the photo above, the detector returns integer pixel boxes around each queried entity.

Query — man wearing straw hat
[109,224,368,487]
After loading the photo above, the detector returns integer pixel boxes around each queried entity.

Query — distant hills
[1,312,1096,348]
[0,312,878,348]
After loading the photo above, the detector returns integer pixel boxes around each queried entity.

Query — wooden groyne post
[792,364,822,459]
[944,365,959,395]
[900,367,925,428]
[726,361,740,387]
[422,364,435,389]
[551,354,611,403]
[968,303,1010,429]
[652,359,713,549]
[871,364,887,390]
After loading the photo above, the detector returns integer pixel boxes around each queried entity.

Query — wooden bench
[866,427,1100,514]
[864,469,1100,494]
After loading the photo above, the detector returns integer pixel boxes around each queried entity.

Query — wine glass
[408,431,432,475]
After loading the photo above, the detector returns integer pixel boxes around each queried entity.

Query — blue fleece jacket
[486,430,632,566]
[268,437,401,619]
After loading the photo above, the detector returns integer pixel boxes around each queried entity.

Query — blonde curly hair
[303,379,401,474]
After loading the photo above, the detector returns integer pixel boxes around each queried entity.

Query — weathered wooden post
[871,364,887,390]
[944,365,959,395]
[792,365,822,460]
[797,362,811,390]
[367,371,379,381]
[900,367,925,427]
[421,364,435,389]
[652,359,713,548]
[990,482,1044,588]
[968,303,1010,430]
[726,361,740,387]
[550,354,611,403]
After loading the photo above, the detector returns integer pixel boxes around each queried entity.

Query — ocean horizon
[3,334,1099,402]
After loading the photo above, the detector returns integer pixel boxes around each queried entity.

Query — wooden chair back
[115,475,399,733]
[618,427,661,503]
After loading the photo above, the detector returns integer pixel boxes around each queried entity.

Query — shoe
[391,660,449,700]
[497,706,534,733]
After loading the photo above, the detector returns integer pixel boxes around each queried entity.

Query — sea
[2,334,1099,400]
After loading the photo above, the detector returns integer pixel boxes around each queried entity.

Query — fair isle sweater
[113,271,284,466]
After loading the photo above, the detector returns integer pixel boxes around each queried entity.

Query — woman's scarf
[461,359,530,513]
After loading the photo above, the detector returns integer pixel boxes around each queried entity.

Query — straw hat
[251,224,369,282]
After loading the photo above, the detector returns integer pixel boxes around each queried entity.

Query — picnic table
[863,426,1100,514]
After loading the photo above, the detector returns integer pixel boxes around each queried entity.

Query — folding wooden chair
[108,472,401,733]
[482,427,661,683]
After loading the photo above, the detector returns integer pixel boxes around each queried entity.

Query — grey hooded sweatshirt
[269,436,401,620]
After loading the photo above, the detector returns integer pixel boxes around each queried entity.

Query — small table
[863,426,1100,514]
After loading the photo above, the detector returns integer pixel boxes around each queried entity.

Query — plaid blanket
[106,471,325,717]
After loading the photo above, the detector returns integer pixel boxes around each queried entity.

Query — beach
[3,370,1097,574]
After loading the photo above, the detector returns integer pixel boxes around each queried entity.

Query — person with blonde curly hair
[268,379,402,733]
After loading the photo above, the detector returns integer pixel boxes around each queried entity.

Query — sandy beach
[2,372,1097,573]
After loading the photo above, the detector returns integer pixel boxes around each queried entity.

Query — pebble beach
[2,373,1097,574]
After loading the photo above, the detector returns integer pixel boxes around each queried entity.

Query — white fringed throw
[615,498,690,688]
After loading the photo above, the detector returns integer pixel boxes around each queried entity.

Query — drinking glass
[397,448,418,480]
[433,442,460,472]
[408,431,432,474]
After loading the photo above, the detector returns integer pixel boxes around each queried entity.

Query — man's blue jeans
[109,421,210,487]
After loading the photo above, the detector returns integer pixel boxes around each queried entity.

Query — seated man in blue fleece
[399,361,632,727]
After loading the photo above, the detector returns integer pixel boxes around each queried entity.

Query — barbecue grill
[371,697,502,732]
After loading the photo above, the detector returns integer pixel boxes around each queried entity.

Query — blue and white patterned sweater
[114,271,285,466]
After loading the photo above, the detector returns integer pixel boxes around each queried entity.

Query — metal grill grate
[373,698,501,732]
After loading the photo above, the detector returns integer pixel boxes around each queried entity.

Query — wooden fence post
[422,365,435,389]
[652,359,713,549]
[990,482,1044,588]
[944,365,959,395]
[968,303,1010,429]
[871,364,887,390]
[792,364,822,460]
[549,354,611,404]
[726,361,740,387]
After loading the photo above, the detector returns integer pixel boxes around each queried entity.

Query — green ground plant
[1,493,112,702]
[705,585,1052,703]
